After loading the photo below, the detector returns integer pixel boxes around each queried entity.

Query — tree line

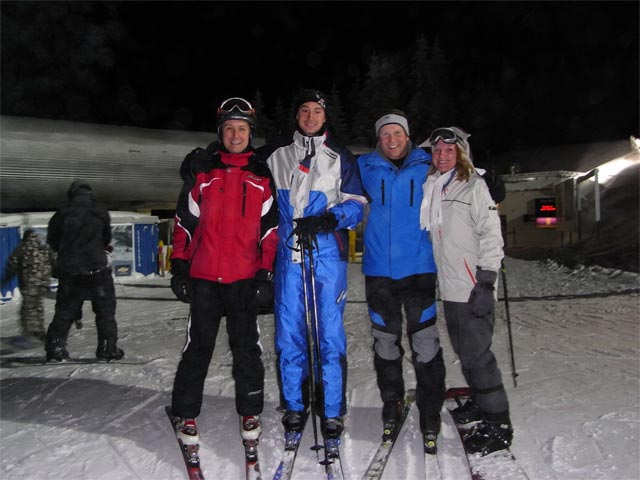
[251,35,457,151]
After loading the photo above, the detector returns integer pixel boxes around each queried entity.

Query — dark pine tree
[253,89,274,142]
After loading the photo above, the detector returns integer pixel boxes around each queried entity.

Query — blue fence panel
[0,227,21,300]
[134,223,158,276]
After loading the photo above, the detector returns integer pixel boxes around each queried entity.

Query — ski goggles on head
[217,97,255,116]
[428,127,462,145]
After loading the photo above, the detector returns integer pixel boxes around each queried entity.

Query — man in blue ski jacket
[357,111,446,454]
[261,89,366,442]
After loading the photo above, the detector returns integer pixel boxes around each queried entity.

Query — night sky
[1,1,638,155]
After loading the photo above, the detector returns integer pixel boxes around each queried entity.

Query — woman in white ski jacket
[419,126,513,456]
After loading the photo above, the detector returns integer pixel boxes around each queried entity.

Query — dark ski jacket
[47,181,112,276]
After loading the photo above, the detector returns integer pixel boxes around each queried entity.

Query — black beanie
[294,89,327,111]
[67,180,94,199]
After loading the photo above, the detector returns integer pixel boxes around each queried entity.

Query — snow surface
[1,257,638,480]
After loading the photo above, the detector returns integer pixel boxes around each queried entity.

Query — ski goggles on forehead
[429,127,461,145]
[217,97,254,115]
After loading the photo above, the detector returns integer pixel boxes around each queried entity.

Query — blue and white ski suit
[264,130,366,418]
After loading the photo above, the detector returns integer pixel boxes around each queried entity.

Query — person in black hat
[260,89,367,446]
[45,180,124,362]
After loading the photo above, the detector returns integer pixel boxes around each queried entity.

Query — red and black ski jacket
[172,143,278,283]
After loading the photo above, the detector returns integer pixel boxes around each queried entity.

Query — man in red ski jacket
[168,97,278,448]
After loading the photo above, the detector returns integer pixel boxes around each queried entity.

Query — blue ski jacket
[358,145,437,279]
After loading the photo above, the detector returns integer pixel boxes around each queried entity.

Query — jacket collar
[219,150,253,167]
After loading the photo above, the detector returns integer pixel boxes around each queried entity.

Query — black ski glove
[254,269,274,313]
[170,258,192,303]
[292,212,338,238]
[468,268,497,318]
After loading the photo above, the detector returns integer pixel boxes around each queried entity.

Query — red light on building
[535,197,557,228]
[536,217,557,227]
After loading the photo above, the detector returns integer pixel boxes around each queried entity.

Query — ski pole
[305,232,334,469]
[299,235,322,456]
[501,259,518,387]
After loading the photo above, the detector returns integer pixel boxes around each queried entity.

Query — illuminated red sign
[535,198,556,218]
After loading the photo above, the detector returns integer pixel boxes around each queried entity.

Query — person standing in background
[45,180,124,362]
[357,111,445,454]
[420,126,512,456]
[4,229,52,342]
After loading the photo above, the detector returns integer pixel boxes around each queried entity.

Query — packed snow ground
[1,257,638,480]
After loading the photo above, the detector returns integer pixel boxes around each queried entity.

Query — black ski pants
[171,277,264,419]
[46,270,117,348]
[443,300,510,421]
[365,273,446,418]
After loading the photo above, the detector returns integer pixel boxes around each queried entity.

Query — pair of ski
[361,387,529,480]
[166,406,262,480]
[272,418,344,480]
[361,389,417,480]
[1,355,156,367]
[443,388,530,480]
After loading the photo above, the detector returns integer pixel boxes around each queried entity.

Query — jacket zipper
[410,179,414,206]
[242,183,247,216]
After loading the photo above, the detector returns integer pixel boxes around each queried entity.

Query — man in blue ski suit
[357,111,446,454]
[261,89,366,441]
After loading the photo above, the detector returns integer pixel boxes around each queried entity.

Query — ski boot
[240,415,261,462]
[96,340,125,361]
[463,420,513,456]
[421,413,441,455]
[451,397,483,425]
[282,410,306,433]
[45,338,70,362]
[322,417,344,439]
[382,398,404,440]
[322,417,343,458]
[240,415,262,441]
[174,416,199,446]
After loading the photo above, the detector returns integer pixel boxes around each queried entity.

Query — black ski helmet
[216,97,256,139]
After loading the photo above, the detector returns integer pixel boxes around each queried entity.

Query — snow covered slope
[1,257,638,480]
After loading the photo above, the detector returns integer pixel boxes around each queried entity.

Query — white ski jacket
[419,168,503,302]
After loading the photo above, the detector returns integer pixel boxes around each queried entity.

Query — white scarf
[419,169,456,231]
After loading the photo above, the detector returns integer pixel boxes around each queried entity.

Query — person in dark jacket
[45,180,124,362]
[168,97,279,448]
[357,111,446,454]
[5,229,52,341]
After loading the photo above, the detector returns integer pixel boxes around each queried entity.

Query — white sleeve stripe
[175,219,192,242]
[260,226,277,243]
[261,195,274,217]
[187,193,200,218]
[246,180,265,192]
